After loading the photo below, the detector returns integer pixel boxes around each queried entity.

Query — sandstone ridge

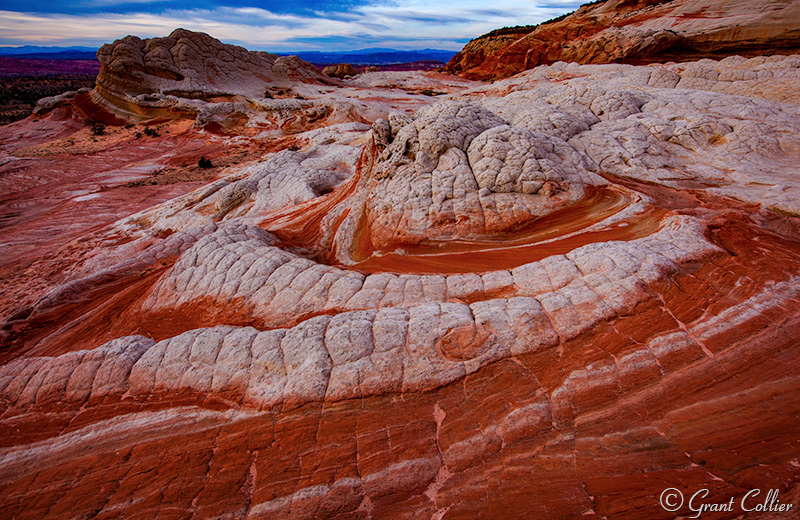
[446,0,800,80]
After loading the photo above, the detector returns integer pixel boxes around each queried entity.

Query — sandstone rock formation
[2,41,800,520]
[97,29,326,96]
[90,29,330,121]
[323,63,359,79]
[31,30,481,139]
[32,29,350,131]
[446,0,800,80]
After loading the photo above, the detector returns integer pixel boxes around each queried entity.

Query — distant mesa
[446,0,800,80]
[0,45,98,56]
[0,45,98,60]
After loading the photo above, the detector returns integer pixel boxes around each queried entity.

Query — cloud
[81,0,173,6]
[0,1,576,51]
[5,0,395,16]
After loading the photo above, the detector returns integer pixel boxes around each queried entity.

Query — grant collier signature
[660,488,794,518]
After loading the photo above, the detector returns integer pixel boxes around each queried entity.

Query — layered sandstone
[323,64,359,79]
[1,44,800,520]
[88,29,330,122]
[446,0,800,80]
[33,30,350,132]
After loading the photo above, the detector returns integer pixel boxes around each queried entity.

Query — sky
[0,0,583,52]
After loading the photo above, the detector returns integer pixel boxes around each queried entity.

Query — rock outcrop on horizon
[323,63,359,79]
[446,0,800,80]
[2,29,800,520]
[96,29,327,98]
[36,29,347,130]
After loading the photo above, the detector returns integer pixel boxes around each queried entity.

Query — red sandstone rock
[445,0,800,80]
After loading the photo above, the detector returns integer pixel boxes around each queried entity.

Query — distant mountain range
[0,45,456,65]
[280,48,457,65]
[0,46,98,60]
[0,45,97,55]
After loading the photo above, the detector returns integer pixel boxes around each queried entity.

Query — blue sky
[0,0,583,51]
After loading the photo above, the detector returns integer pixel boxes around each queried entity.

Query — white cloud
[0,2,578,50]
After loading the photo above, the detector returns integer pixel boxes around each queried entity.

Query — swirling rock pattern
[2,52,800,520]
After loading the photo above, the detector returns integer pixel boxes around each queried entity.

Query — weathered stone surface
[94,29,326,111]
[2,38,800,520]
[446,0,800,80]
[36,30,476,135]
[323,63,359,79]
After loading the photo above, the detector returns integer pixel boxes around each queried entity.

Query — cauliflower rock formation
[96,29,325,98]
[337,100,599,255]
[34,29,357,132]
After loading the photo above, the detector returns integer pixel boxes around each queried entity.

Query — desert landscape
[1,0,800,518]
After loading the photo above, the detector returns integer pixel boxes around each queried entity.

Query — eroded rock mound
[96,28,325,101]
[35,29,347,129]
[343,100,598,252]
[446,0,800,80]
[323,63,359,78]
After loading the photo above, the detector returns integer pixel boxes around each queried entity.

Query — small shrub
[478,24,538,40]
[90,122,105,136]
[143,127,159,137]
[198,157,213,168]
